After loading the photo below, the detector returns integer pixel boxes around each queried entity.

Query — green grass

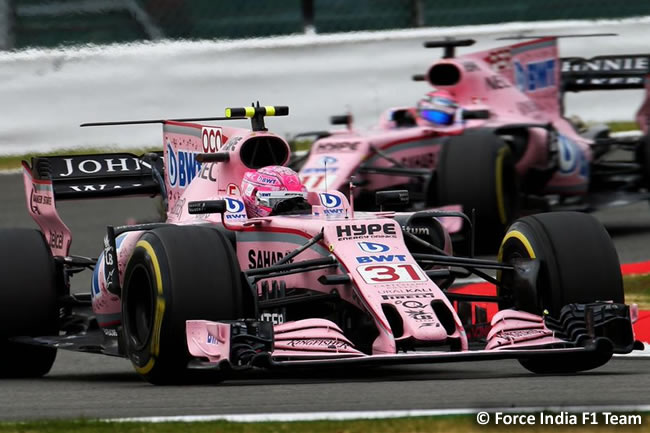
[290,138,313,152]
[607,121,639,133]
[0,417,472,433]
[624,273,650,309]
[0,414,647,433]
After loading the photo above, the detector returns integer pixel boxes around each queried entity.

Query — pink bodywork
[23,116,473,357]
[299,37,650,199]
[22,161,72,257]
[19,110,573,362]
[486,309,564,350]
[20,99,588,362]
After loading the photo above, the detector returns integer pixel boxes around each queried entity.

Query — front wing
[185,303,637,372]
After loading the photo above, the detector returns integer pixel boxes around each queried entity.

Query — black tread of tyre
[122,225,244,384]
[0,229,58,377]
[501,212,622,316]
[436,131,518,249]
[498,212,623,374]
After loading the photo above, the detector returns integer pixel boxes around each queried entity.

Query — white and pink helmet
[240,166,308,217]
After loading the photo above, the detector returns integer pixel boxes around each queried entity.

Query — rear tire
[122,225,246,384]
[497,212,623,373]
[0,229,58,377]
[436,131,518,251]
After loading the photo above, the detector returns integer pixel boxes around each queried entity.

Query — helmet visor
[420,109,454,125]
[255,190,308,208]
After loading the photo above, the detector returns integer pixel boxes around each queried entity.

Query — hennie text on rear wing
[561,54,649,91]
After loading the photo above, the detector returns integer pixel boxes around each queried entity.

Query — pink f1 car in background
[294,36,650,241]
[0,106,641,384]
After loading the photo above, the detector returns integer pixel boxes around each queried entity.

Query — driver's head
[417,90,458,126]
[240,166,308,217]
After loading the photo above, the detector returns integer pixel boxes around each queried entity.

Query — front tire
[0,229,58,377]
[498,212,623,373]
[122,226,246,384]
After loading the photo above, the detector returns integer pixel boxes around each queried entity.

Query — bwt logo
[357,254,407,263]
[357,241,390,253]
[319,193,342,209]
[514,58,556,92]
[167,142,202,188]
[225,197,245,213]
[319,156,338,166]
[557,134,589,177]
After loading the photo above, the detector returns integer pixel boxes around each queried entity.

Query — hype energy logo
[357,241,390,253]
[514,58,556,92]
[167,141,202,188]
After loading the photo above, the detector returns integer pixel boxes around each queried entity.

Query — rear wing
[22,151,164,257]
[26,151,164,200]
[561,54,649,92]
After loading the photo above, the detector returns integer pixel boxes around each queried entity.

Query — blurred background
[1,0,650,49]
[0,1,649,155]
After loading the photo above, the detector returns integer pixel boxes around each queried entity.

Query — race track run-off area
[453,269,650,343]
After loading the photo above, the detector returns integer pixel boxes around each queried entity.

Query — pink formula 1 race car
[294,37,650,242]
[0,106,641,384]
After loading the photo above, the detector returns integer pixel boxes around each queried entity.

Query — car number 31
[357,264,426,284]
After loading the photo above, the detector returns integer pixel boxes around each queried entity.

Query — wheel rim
[125,264,155,351]
[497,233,546,314]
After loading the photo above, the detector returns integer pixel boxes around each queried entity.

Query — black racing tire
[638,134,650,189]
[435,131,518,251]
[0,229,58,377]
[122,225,246,384]
[497,212,623,374]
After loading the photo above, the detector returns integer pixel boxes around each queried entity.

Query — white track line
[0,168,22,175]
[109,405,650,423]
[612,131,643,138]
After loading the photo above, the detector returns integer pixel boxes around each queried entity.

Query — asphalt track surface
[0,173,649,420]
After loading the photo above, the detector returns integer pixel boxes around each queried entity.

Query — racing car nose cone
[410,320,449,342]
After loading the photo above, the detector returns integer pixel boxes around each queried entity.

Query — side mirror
[196,152,230,163]
[391,110,417,127]
[376,190,409,210]
[463,109,490,120]
[188,200,226,214]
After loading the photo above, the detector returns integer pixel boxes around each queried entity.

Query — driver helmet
[417,90,458,126]
[240,166,308,217]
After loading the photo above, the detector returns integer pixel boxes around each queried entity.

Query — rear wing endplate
[22,151,164,257]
